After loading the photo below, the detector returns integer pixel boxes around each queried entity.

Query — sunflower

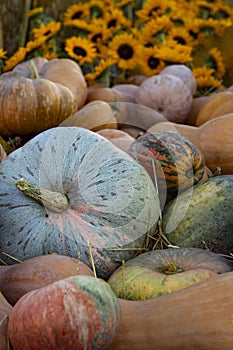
[212,3,233,20]
[63,3,89,24]
[32,21,61,40]
[64,36,97,65]
[42,52,59,60]
[3,47,28,72]
[139,46,166,76]
[86,0,106,19]
[192,66,223,94]
[103,8,132,34]
[140,16,172,45]
[0,48,7,60]
[136,0,176,23]
[196,1,220,19]
[85,57,117,85]
[205,47,226,79]
[192,17,224,36]
[166,27,195,47]
[108,33,142,70]
[26,6,44,18]
[25,36,47,52]
[158,40,193,64]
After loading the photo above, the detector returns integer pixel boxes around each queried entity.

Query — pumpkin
[162,175,233,255]
[0,144,7,162]
[112,84,138,103]
[87,86,123,103]
[60,100,118,131]
[0,254,93,306]
[147,114,233,174]
[0,57,87,136]
[186,95,211,125]
[96,129,135,153]
[135,74,193,123]
[0,126,160,280]
[196,90,233,126]
[13,57,88,109]
[128,130,205,207]
[0,292,12,350]
[160,64,197,95]
[108,247,232,300]
[109,271,233,350]
[8,275,121,350]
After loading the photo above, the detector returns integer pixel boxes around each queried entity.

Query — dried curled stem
[15,177,68,213]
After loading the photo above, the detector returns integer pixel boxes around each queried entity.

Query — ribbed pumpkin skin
[0,292,12,350]
[108,247,233,300]
[0,127,160,279]
[8,275,121,350]
[162,175,233,255]
[0,72,77,136]
[128,131,205,206]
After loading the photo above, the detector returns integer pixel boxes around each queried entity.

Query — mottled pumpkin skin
[0,127,160,279]
[8,275,121,350]
[129,131,205,207]
[162,175,233,255]
[108,247,232,300]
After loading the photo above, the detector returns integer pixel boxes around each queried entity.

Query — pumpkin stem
[15,177,68,213]
[30,60,40,79]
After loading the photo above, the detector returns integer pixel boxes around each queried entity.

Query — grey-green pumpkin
[0,127,160,279]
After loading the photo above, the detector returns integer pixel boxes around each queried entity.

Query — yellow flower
[32,21,61,40]
[206,47,226,79]
[86,0,106,18]
[26,7,44,17]
[139,47,166,76]
[103,8,131,33]
[42,52,59,60]
[3,47,28,72]
[63,3,89,25]
[0,48,7,60]
[140,16,172,45]
[25,36,47,52]
[192,66,223,94]
[136,0,176,23]
[166,27,195,47]
[85,57,117,84]
[64,36,97,65]
[108,32,142,70]
[158,40,193,64]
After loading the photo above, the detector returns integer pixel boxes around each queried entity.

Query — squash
[0,57,87,136]
[0,254,93,306]
[108,271,233,350]
[112,84,138,103]
[60,100,118,131]
[108,247,232,300]
[0,144,7,162]
[162,175,233,255]
[147,114,233,174]
[196,91,233,126]
[135,74,193,123]
[186,95,211,126]
[128,131,205,207]
[8,275,121,350]
[0,126,160,280]
[0,292,12,350]
[160,64,197,95]
[87,86,124,103]
[96,129,135,153]
[13,57,88,109]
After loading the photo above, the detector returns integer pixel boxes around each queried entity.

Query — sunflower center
[148,6,161,16]
[44,30,52,36]
[73,46,87,57]
[173,36,186,45]
[91,33,102,43]
[108,19,117,28]
[118,44,134,60]
[71,11,83,19]
[148,56,160,69]
[200,25,215,34]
